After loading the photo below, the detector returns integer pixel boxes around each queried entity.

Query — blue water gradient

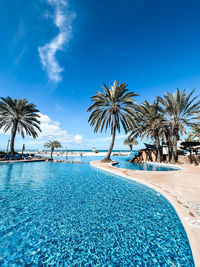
[115,158,180,171]
[0,162,193,265]
[55,155,179,171]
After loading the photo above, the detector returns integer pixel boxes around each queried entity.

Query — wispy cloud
[13,46,27,67]
[55,103,64,111]
[10,21,26,63]
[38,0,76,83]
[11,21,26,49]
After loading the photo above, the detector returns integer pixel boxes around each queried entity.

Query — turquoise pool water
[115,158,180,171]
[0,162,193,265]
[55,155,179,171]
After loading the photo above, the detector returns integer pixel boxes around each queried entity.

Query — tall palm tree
[44,140,62,158]
[159,89,200,162]
[87,81,138,162]
[123,136,138,153]
[0,97,41,154]
[130,99,166,162]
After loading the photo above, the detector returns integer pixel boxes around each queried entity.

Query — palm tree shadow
[4,164,14,190]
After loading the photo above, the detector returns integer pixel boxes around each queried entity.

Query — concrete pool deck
[90,160,200,266]
[0,158,47,164]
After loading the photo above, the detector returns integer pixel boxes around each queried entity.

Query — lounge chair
[5,154,13,160]
[23,153,29,159]
[13,154,21,160]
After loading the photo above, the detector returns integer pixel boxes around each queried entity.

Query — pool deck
[0,158,47,164]
[90,160,200,266]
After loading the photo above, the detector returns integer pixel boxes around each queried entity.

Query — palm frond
[87,81,139,134]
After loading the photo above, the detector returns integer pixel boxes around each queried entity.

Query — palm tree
[123,136,138,153]
[159,89,200,162]
[0,97,41,154]
[44,140,62,158]
[87,81,138,162]
[160,124,173,162]
[130,99,167,162]
[186,126,200,141]
[192,126,200,141]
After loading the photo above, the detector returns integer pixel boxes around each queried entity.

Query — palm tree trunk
[51,147,54,159]
[172,128,179,163]
[104,115,116,162]
[155,135,162,162]
[166,140,171,162]
[172,136,177,162]
[10,123,18,155]
[129,144,132,153]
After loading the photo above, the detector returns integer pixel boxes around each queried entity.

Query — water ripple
[0,162,194,266]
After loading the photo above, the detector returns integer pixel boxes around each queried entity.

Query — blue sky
[0,0,200,150]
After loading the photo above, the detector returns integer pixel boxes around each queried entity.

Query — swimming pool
[54,155,179,171]
[115,158,180,171]
[0,162,193,265]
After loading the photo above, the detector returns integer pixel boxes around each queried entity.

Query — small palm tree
[123,136,138,153]
[44,140,62,158]
[87,81,138,162]
[185,127,200,142]
[188,126,200,141]
[0,97,41,154]
[185,133,196,142]
[159,89,200,162]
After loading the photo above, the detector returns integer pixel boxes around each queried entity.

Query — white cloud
[38,113,83,145]
[0,113,83,147]
[38,113,73,142]
[74,134,83,144]
[38,0,76,83]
